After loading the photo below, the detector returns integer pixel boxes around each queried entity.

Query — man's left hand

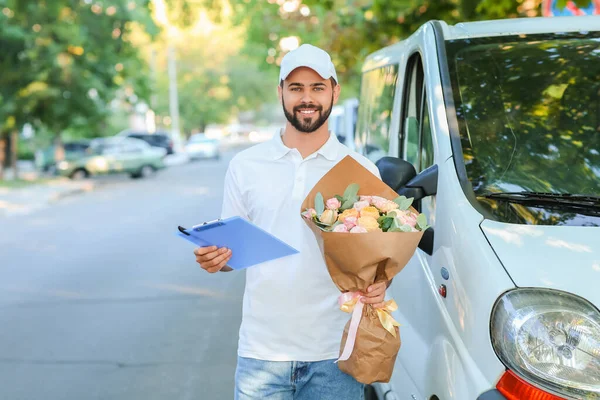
[361,281,388,308]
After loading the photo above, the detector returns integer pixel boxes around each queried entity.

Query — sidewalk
[0,152,190,218]
[0,177,95,218]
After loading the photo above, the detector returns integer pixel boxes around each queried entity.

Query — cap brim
[280,62,332,82]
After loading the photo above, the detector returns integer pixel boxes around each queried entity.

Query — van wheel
[364,385,378,400]
[70,168,89,180]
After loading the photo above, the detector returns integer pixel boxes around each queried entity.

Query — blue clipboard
[177,216,299,270]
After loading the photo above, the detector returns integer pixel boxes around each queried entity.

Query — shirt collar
[270,130,340,161]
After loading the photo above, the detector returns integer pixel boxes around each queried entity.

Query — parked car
[119,130,174,155]
[34,140,91,172]
[185,133,220,160]
[56,137,166,179]
[355,16,600,400]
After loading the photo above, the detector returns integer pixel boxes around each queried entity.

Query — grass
[0,178,50,189]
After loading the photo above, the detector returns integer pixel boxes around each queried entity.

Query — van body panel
[427,337,471,399]
[481,221,600,308]
[439,15,600,40]
[389,156,514,398]
[421,23,453,163]
[368,22,454,164]
[359,16,600,399]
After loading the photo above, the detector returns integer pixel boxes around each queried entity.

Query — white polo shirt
[221,132,380,362]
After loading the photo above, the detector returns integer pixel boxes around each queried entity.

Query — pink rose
[343,216,357,230]
[333,224,349,233]
[353,200,370,212]
[379,200,399,213]
[326,197,342,210]
[303,208,317,220]
[370,195,387,204]
[371,196,389,210]
[399,213,418,228]
[350,226,368,233]
[359,195,372,203]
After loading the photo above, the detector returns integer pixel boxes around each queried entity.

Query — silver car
[185,134,220,160]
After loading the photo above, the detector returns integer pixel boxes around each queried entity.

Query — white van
[329,99,361,151]
[354,16,600,400]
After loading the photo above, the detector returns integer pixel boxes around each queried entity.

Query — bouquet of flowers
[300,155,426,384]
[301,187,428,234]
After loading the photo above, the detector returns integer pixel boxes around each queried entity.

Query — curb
[48,181,96,203]
[0,179,97,218]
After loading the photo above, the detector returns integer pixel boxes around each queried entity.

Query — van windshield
[446,32,600,225]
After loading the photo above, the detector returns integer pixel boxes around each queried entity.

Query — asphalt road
[0,150,245,400]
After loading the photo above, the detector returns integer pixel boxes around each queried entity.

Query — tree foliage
[0,0,157,139]
[228,0,596,95]
[151,0,274,135]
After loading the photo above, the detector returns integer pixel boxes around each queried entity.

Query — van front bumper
[477,389,507,399]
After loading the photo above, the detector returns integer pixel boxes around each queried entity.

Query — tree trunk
[10,130,18,180]
[54,134,65,163]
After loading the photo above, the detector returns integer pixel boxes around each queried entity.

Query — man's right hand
[194,246,233,273]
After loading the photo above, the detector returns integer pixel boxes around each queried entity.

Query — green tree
[0,0,157,179]
[227,0,596,94]
[150,2,274,135]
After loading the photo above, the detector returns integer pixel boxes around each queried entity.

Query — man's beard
[282,96,334,133]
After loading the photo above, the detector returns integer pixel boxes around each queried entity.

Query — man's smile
[298,109,318,115]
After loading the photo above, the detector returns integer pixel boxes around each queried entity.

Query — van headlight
[491,288,600,399]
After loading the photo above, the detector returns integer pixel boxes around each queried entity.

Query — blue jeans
[234,356,365,400]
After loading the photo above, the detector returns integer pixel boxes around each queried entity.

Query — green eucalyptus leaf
[400,224,413,232]
[416,214,428,231]
[334,195,344,203]
[381,218,394,231]
[314,218,334,227]
[393,196,414,210]
[314,224,330,232]
[343,183,360,202]
[388,222,413,232]
[315,192,325,216]
[340,198,355,211]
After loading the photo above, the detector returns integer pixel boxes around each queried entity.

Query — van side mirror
[377,158,439,256]
[401,164,438,255]
[398,164,438,201]
[376,157,417,192]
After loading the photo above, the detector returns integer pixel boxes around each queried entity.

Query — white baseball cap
[279,44,338,84]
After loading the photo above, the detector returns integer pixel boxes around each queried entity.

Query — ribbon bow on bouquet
[336,291,401,362]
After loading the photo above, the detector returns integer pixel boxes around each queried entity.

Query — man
[194,44,388,400]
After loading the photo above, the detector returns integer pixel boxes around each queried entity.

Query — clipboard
[177,216,299,270]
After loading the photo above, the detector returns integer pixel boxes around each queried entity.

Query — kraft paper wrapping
[301,155,424,384]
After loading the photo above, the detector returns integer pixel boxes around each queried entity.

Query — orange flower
[358,216,381,232]
[360,206,380,220]
[338,208,359,223]
[319,209,337,225]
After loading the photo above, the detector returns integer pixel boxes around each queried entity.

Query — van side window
[355,64,399,163]
[402,57,423,168]
[402,55,433,173]
[420,92,434,171]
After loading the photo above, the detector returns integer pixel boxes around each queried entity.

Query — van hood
[480,220,600,308]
